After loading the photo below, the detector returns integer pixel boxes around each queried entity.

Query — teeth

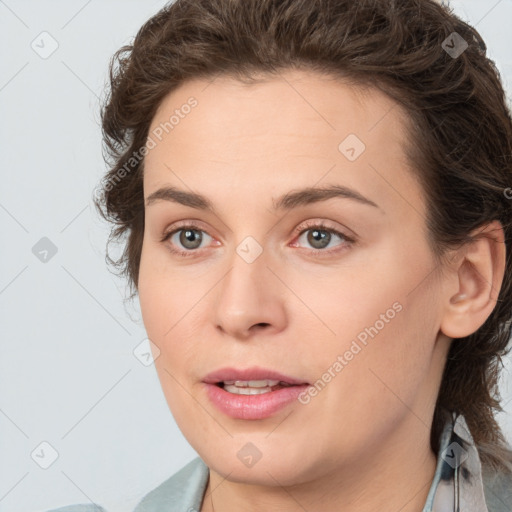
[223,379,280,388]
[217,379,299,394]
[224,385,274,395]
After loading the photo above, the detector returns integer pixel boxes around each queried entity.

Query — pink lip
[202,366,310,420]
[203,382,310,420]
[202,366,309,385]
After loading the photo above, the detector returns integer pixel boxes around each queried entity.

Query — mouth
[214,379,297,395]
[202,366,309,391]
[202,367,310,420]
[201,366,311,419]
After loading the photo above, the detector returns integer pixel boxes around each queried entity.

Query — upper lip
[202,366,309,385]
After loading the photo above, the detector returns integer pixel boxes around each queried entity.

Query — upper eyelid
[164,220,348,236]
[162,223,212,243]
[295,220,352,235]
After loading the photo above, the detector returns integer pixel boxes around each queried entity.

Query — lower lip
[203,383,310,420]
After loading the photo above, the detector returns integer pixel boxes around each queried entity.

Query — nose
[213,246,288,340]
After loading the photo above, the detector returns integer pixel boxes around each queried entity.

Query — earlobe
[440,220,506,339]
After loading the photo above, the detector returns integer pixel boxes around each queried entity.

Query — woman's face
[138,69,452,486]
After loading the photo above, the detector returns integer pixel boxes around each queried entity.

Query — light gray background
[1,1,511,511]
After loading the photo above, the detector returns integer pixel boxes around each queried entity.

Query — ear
[440,220,506,339]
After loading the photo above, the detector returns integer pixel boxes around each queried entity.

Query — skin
[137,69,505,512]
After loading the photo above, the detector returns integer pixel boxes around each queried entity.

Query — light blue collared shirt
[46,413,512,512]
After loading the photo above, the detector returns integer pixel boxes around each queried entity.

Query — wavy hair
[95,0,512,472]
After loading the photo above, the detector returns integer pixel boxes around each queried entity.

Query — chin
[200,444,320,487]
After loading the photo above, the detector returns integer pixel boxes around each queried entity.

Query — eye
[292,221,354,253]
[160,223,214,255]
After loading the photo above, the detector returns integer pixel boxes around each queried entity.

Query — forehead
[147,69,407,144]
[143,69,425,218]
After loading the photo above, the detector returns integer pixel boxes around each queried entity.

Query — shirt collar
[422,411,489,512]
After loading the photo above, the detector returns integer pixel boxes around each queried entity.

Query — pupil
[308,229,330,249]
[180,229,202,249]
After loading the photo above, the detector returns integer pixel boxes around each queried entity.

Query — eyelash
[160,220,355,258]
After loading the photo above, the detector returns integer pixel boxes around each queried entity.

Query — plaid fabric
[424,412,511,512]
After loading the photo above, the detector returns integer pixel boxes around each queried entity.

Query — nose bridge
[213,237,287,337]
[219,239,271,314]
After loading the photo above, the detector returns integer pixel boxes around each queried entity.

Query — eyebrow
[145,184,380,211]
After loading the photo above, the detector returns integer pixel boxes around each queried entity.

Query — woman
[51,0,512,510]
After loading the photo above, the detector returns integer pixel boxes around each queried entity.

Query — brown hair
[95,0,512,471]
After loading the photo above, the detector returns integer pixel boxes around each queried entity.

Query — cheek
[138,241,201,338]
[300,238,440,398]
[138,259,167,341]
[138,243,210,377]
[296,291,440,461]
[138,257,203,422]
